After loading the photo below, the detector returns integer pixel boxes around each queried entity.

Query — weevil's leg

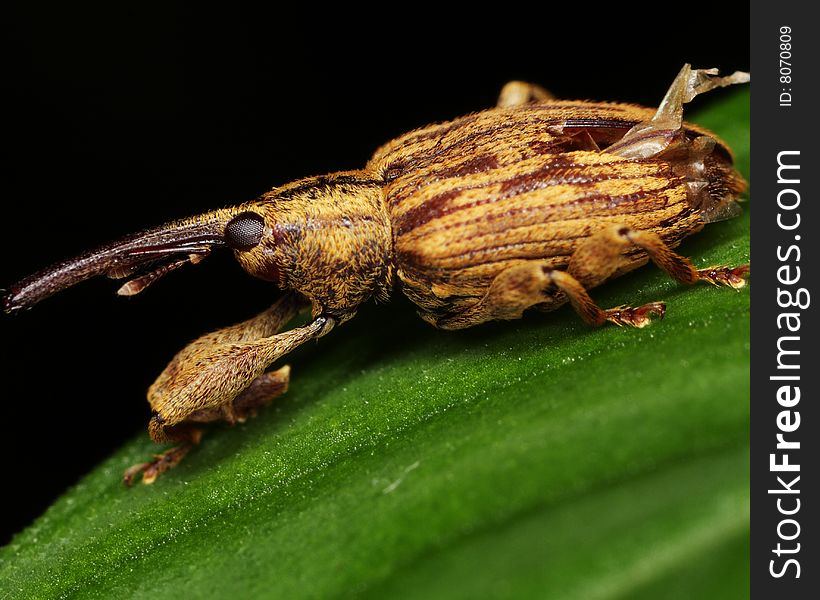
[571,225,749,290]
[124,293,335,485]
[182,365,292,425]
[545,268,666,328]
[434,262,664,330]
[497,81,555,107]
[231,366,291,422]
[123,366,292,486]
[123,425,203,486]
[606,64,749,159]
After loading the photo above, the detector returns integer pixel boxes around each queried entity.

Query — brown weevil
[3,64,750,485]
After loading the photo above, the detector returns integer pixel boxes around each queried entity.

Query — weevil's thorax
[234,172,394,318]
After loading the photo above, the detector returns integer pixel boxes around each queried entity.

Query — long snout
[3,208,240,314]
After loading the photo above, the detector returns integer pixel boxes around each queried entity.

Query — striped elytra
[367,101,742,321]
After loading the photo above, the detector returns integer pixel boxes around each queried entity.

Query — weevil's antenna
[2,207,243,314]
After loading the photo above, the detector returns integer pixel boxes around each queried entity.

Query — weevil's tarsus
[123,426,203,486]
[606,64,750,160]
[603,303,667,328]
[697,265,750,289]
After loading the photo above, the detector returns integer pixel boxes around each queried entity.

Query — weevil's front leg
[123,424,204,485]
[434,262,664,330]
[123,366,292,485]
[497,81,555,107]
[124,293,335,484]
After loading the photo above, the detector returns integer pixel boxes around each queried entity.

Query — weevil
[3,64,750,485]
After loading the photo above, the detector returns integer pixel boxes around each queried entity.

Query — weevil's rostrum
[3,65,750,484]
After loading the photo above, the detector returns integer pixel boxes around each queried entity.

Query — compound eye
[224,212,264,250]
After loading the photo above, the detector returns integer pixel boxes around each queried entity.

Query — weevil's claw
[122,462,150,487]
[697,264,750,289]
[604,302,666,328]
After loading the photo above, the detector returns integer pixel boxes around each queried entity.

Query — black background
[0,3,748,543]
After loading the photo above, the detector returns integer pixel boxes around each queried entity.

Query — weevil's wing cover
[606,65,750,160]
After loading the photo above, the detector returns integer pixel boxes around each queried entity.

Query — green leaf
[0,90,750,599]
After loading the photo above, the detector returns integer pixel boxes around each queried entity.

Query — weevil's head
[3,172,392,315]
[227,173,394,313]
[1,203,275,314]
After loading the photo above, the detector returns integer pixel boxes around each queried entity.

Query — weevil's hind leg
[497,81,555,107]
[570,225,749,290]
[434,221,750,330]
[433,262,665,330]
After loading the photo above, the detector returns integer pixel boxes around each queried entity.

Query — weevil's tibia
[696,265,750,289]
